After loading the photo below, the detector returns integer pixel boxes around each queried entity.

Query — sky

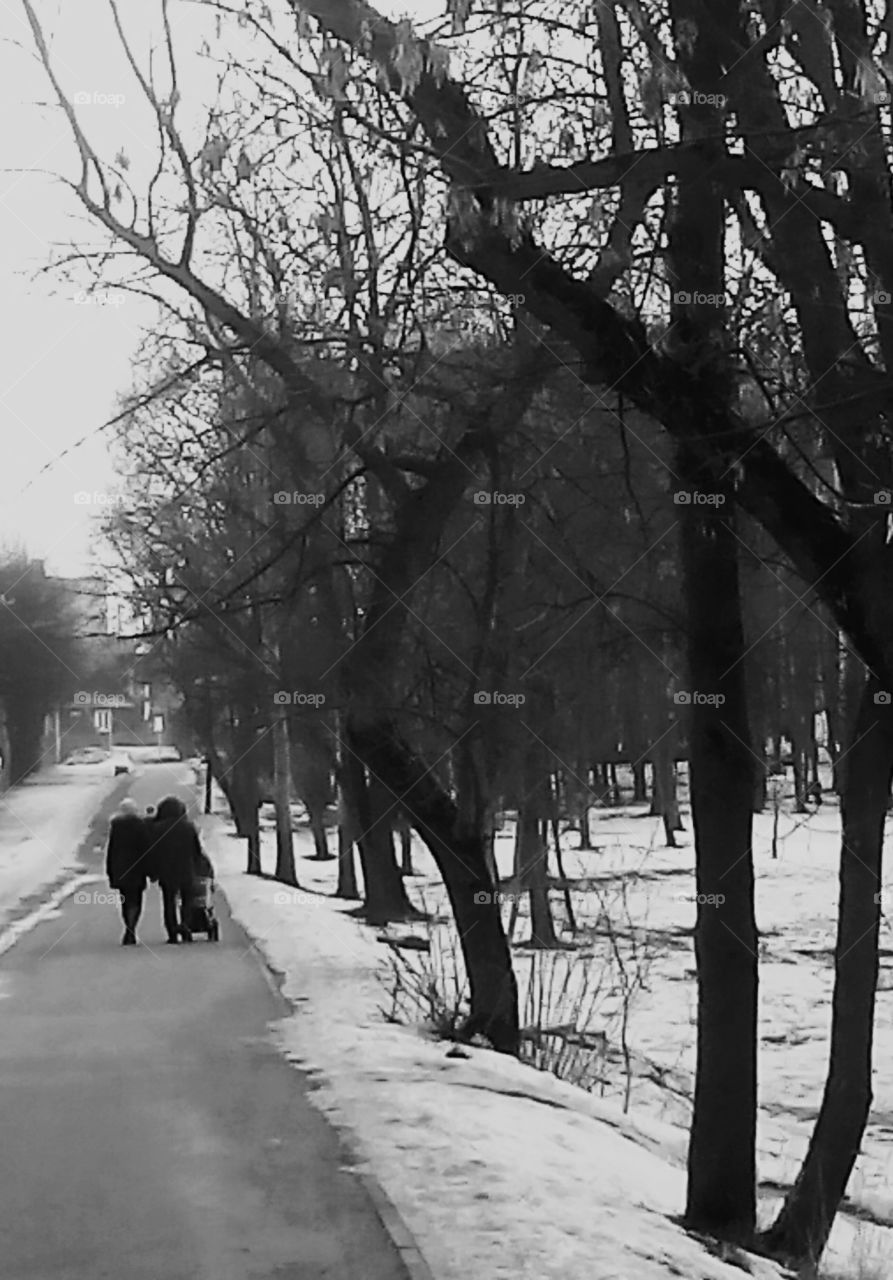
[0,0,443,578]
[0,1,160,575]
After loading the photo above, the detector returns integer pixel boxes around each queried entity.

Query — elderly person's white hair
[117,797,140,816]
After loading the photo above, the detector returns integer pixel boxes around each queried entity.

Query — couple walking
[106,796,214,945]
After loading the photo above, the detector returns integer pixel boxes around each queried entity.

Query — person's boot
[122,904,139,946]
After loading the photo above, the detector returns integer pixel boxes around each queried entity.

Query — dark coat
[147,815,206,892]
[106,814,151,892]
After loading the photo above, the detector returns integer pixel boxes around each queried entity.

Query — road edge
[242,920,438,1280]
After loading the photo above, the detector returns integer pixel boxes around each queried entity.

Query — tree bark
[652,740,681,847]
[353,718,519,1053]
[307,802,335,860]
[761,678,893,1264]
[578,792,593,848]
[791,733,809,813]
[341,738,414,923]
[272,714,298,886]
[516,802,559,948]
[335,783,360,899]
[337,823,360,899]
[682,481,758,1244]
[208,743,261,875]
[398,818,414,875]
[752,760,768,814]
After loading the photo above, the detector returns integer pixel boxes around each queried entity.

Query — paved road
[0,767,410,1279]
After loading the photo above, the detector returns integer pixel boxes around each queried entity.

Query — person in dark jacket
[105,797,151,946]
[147,796,205,944]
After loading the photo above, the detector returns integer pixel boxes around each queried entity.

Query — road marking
[0,872,100,959]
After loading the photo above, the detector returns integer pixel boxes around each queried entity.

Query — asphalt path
[0,765,410,1279]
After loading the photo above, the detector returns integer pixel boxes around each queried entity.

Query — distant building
[39,569,181,762]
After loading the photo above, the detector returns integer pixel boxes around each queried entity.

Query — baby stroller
[186,874,220,942]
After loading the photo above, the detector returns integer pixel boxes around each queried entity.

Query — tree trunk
[335,784,360,899]
[761,679,893,1264]
[682,487,758,1244]
[652,741,681,847]
[352,718,519,1053]
[752,750,768,813]
[209,745,261,875]
[632,760,647,803]
[337,823,360,898]
[484,810,499,883]
[792,736,808,813]
[398,821,414,875]
[549,812,577,934]
[341,739,414,924]
[836,650,866,795]
[273,715,298,886]
[516,802,559,948]
[307,803,335,860]
[578,801,593,849]
[810,737,820,789]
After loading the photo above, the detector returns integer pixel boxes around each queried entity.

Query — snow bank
[205,810,793,1280]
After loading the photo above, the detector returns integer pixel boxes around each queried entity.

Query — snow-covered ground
[201,791,893,1280]
[0,762,123,940]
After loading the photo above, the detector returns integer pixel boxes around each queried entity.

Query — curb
[357,1170,437,1280]
[230,877,437,1280]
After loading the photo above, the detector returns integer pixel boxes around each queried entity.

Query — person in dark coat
[147,796,205,944]
[105,797,151,946]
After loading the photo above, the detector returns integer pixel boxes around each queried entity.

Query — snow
[203,793,893,1280]
[0,762,122,937]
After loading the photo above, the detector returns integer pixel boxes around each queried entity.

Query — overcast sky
[0,1,176,576]
[0,0,442,578]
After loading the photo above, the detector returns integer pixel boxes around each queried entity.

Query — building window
[94,709,112,734]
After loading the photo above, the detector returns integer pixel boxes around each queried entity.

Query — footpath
[0,764,411,1280]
